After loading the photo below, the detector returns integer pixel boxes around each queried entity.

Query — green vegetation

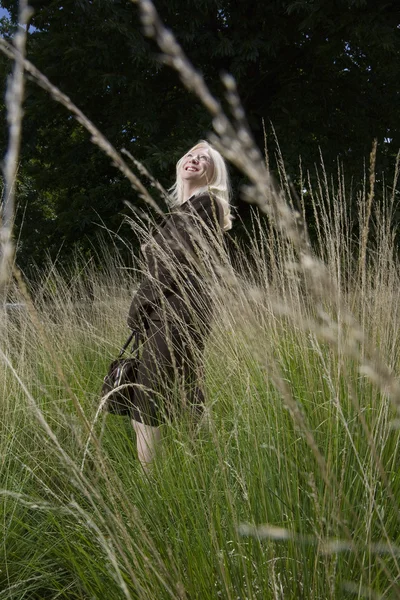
[1,161,400,598]
[1,2,399,596]
[1,0,399,270]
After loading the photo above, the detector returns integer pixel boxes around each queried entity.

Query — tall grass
[1,157,400,599]
[1,2,400,597]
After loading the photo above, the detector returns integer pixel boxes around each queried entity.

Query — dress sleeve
[127,193,223,329]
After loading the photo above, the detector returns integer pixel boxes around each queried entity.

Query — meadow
[1,154,400,599]
[1,1,400,596]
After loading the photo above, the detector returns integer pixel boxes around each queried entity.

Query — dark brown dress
[127,193,224,426]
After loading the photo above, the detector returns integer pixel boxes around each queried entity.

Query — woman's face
[180,146,214,187]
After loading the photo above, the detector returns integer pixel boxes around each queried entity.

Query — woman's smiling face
[180,146,214,186]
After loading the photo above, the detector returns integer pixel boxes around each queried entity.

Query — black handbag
[101,330,141,415]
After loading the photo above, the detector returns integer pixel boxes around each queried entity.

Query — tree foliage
[0,0,399,271]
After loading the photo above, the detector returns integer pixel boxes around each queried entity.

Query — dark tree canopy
[0,0,399,272]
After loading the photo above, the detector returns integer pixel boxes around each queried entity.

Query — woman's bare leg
[131,419,162,471]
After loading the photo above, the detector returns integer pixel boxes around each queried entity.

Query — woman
[127,141,232,470]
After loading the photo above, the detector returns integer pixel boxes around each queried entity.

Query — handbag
[101,329,141,415]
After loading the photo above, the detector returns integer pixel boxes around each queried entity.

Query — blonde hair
[169,140,233,231]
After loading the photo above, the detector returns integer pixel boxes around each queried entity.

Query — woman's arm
[127,193,223,329]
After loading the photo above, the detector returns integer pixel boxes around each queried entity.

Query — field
[1,159,400,599]
[1,2,400,596]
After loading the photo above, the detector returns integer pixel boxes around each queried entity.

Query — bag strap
[118,329,140,358]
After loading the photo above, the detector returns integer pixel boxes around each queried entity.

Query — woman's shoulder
[185,192,224,226]
[187,191,214,205]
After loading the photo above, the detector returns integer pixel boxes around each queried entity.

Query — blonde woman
[127,141,232,470]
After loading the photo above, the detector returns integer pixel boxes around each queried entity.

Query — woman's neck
[182,182,205,203]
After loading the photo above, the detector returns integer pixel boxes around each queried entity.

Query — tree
[0,0,399,271]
